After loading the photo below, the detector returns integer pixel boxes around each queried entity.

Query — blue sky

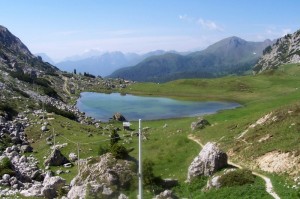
[1,0,299,61]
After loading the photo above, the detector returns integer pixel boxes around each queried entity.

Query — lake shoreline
[76,92,241,122]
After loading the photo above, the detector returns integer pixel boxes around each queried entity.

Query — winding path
[187,134,280,199]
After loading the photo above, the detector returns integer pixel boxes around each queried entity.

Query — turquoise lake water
[76,92,241,121]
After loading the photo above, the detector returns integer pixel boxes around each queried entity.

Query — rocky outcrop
[20,172,66,199]
[44,148,69,166]
[187,142,228,181]
[253,29,300,73]
[68,153,136,198]
[112,112,127,122]
[191,117,210,131]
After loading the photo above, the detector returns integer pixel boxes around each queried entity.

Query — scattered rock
[112,112,127,122]
[20,145,33,153]
[41,126,48,132]
[44,148,69,166]
[118,193,129,199]
[187,142,227,181]
[68,153,136,198]
[206,175,221,190]
[191,117,210,130]
[42,172,66,199]
[68,153,78,162]
[155,189,178,199]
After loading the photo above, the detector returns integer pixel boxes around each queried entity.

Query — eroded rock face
[68,153,136,198]
[187,142,227,181]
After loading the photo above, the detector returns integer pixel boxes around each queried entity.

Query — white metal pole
[77,143,80,174]
[138,119,142,199]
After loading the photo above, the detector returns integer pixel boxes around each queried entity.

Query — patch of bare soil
[256,151,300,175]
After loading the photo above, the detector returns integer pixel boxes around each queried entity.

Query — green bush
[219,169,255,187]
[0,103,18,120]
[44,104,77,120]
[11,86,30,98]
[0,134,12,152]
[0,157,15,176]
[43,86,59,98]
[143,159,155,186]
[110,144,128,159]
[98,145,109,156]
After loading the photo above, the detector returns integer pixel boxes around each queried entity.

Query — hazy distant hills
[109,37,273,82]
[35,53,55,64]
[55,50,173,76]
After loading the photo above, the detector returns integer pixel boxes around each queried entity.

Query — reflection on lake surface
[76,92,241,121]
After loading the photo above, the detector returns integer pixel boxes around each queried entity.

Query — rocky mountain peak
[0,25,32,57]
[253,29,300,73]
[0,25,58,73]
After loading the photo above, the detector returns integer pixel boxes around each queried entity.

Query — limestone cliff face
[253,29,300,73]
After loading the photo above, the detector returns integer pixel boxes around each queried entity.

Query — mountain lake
[76,92,241,122]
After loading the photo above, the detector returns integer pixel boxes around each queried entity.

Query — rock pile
[68,153,136,198]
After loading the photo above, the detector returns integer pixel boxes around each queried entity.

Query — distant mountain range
[35,53,55,64]
[109,37,273,82]
[54,50,175,76]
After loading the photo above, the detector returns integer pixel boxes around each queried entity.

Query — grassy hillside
[25,64,300,198]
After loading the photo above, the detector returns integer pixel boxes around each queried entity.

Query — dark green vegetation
[43,104,77,120]
[174,174,271,199]
[0,157,15,177]
[218,169,255,187]
[109,36,272,82]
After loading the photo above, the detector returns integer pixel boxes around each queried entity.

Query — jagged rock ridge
[253,29,300,73]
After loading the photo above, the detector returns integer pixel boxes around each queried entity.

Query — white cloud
[197,18,223,31]
[178,14,194,23]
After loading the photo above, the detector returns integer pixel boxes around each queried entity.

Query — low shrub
[44,104,77,120]
[110,144,128,159]
[98,145,109,156]
[0,103,18,120]
[11,86,30,98]
[219,169,255,187]
[0,157,15,176]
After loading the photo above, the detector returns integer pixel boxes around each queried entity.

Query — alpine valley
[0,24,300,199]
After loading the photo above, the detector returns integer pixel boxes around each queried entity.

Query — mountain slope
[109,37,272,82]
[0,25,58,73]
[253,29,300,73]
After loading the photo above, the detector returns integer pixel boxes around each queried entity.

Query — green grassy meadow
[25,64,300,198]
